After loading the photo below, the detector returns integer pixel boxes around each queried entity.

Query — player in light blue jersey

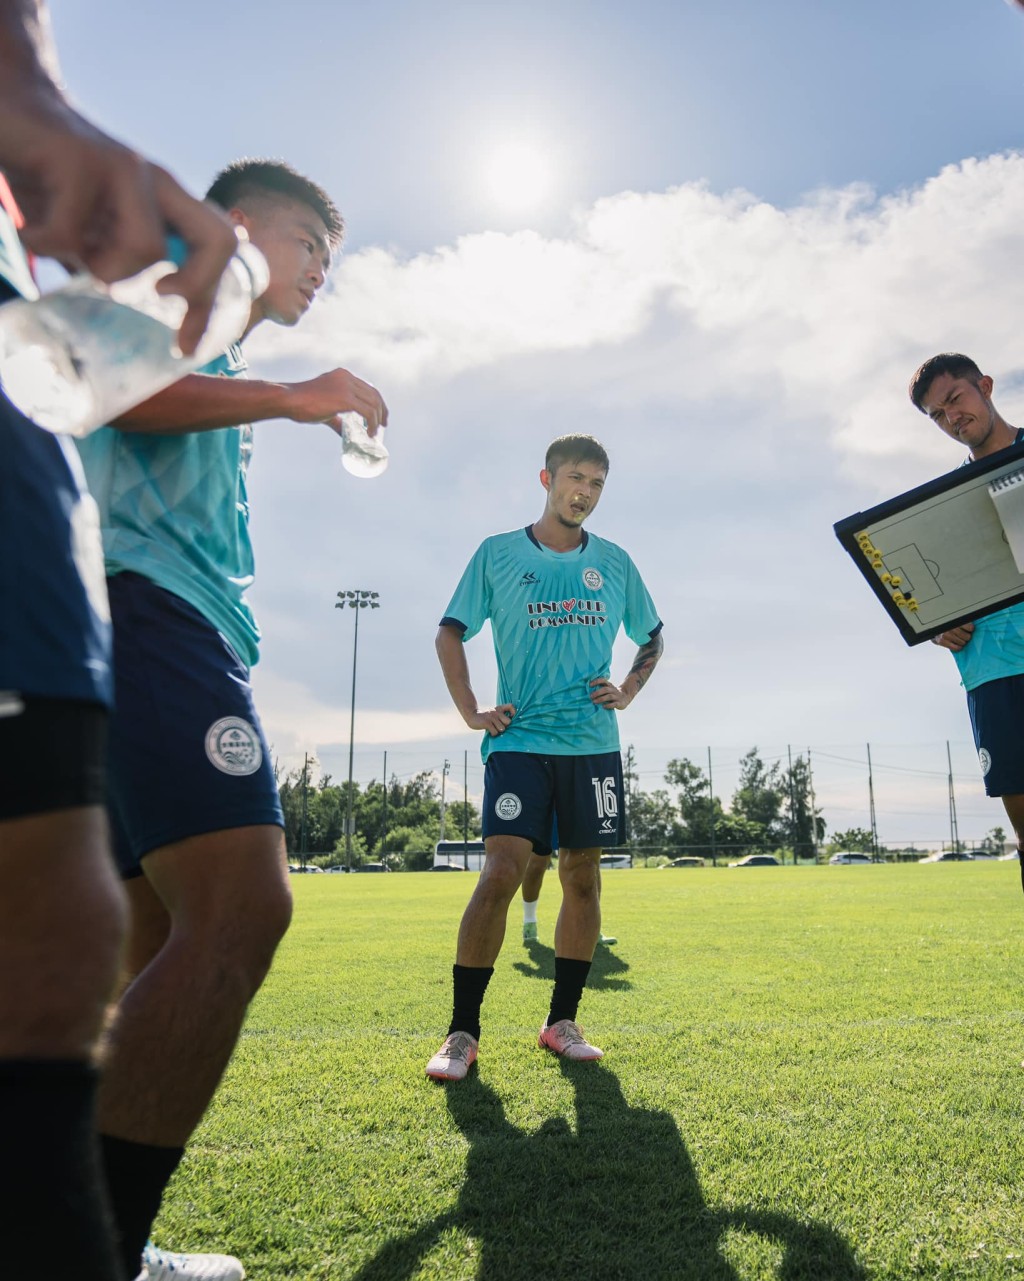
[74,159,387,1278]
[426,435,663,1081]
[910,354,1024,893]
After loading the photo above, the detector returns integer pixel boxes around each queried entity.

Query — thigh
[552,751,625,849]
[967,675,1024,797]
[481,752,556,853]
[107,574,283,875]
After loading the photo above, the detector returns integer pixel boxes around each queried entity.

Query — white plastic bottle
[0,234,268,437]
[340,411,389,478]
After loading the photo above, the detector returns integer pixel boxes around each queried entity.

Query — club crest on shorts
[979,747,992,777]
[494,792,523,821]
[205,716,262,776]
[582,567,603,591]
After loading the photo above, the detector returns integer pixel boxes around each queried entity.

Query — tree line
[278,746,846,869]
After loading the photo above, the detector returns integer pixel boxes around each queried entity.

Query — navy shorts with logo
[481,750,625,854]
[967,674,1024,797]
[107,572,283,877]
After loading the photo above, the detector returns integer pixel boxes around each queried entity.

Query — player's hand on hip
[0,94,236,356]
[589,677,631,710]
[464,705,516,737]
[931,622,974,651]
[285,369,389,435]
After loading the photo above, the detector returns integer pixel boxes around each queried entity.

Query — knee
[477,857,524,906]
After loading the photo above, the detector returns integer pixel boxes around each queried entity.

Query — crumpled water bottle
[0,232,268,437]
[340,411,389,478]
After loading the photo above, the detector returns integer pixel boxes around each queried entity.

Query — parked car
[288,863,323,873]
[599,853,632,869]
[728,853,781,867]
[663,856,705,868]
[355,862,390,872]
[430,860,466,871]
[828,852,874,865]
[918,851,973,863]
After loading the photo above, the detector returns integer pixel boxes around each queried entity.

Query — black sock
[548,957,592,1027]
[100,1133,185,1277]
[448,964,494,1040]
[0,1060,125,1281]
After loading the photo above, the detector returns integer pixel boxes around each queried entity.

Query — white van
[434,840,486,871]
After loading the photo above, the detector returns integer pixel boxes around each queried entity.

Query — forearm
[0,3,61,98]
[113,374,303,435]
[436,627,480,721]
[620,632,664,702]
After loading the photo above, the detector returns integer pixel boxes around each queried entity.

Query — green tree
[980,825,1008,854]
[779,754,826,860]
[829,827,875,854]
[731,748,784,836]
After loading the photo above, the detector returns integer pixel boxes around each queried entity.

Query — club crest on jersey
[205,716,263,776]
[495,792,523,820]
[583,568,603,591]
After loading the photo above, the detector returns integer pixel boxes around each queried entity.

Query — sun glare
[481,141,551,214]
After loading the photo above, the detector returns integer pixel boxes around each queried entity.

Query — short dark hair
[544,434,610,476]
[909,352,984,413]
[206,159,344,249]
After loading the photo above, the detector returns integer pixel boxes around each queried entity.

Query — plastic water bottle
[0,234,268,437]
[340,411,389,478]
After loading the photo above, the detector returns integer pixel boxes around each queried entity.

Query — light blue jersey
[75,345,260,668]
[953,601,1024,691]
[441,526,661,760]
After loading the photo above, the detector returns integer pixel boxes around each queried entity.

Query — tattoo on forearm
[627,633,663,693]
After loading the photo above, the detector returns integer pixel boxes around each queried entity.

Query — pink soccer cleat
[426,1031,479,1081]
[538,1018,604,1061]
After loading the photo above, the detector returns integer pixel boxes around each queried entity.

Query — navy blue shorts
[967,674,1024,797]
[107,573,283,877]
[481,750,625,854]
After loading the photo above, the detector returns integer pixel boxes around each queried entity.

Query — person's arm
[589,631,664,710]
[0,0,237,355]
[435,623,515,737]
[113,366,388,436]
[931,623,974,652]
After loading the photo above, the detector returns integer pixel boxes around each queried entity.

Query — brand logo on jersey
[205,716,263,776]
[519,571,539,586]
[979,747,992,776]
[583,568,603,591]
[526,598,607,630]
[494,792,523,820]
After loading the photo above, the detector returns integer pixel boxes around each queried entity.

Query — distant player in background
[909,353,1024,888]
[426,434,662,1082]
[0,4,237,1279]
[76,159,386,1280]
[521,845,616,945]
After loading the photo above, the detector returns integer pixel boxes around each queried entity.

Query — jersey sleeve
[621,553,662,646]
[439,540,492,642]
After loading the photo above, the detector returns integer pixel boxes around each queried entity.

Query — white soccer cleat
[138,1243,245,1281]
[425,1030,479,1081]
[538,1018,604,1061]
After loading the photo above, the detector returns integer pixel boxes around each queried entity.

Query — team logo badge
[205,716,263,776]
[583,567,603,591]
[494,792,523,820]
[979,747,992,777]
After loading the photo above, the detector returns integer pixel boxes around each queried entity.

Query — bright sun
[481,141,551,214]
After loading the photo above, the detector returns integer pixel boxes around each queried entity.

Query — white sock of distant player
[523,899,538,925]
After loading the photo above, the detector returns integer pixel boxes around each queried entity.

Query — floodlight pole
[335,589,380,872]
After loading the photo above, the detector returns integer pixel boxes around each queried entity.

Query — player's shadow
[512,936,632,991]
[349,1063,867,1281]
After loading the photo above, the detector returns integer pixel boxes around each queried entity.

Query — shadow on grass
[511,937,632,991]
[350,1063,867,1281]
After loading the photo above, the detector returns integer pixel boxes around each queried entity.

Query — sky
[48,0,1024,847]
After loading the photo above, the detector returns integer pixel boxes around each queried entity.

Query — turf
[155,864,1024,1280]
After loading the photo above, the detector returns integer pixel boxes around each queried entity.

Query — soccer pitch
[156,865,1023,1280]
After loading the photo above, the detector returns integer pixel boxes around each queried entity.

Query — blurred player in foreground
[909,353,1024,887]
[0,3,237,1278]
[75,158,386,1279]
[426,434,662,1082]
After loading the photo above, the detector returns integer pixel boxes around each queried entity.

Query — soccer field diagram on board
[834,441,1024,646]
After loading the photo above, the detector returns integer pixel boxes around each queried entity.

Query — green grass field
[155,864,1024,1280]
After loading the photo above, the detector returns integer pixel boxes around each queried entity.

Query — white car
[828,852,874,865]
[599,853,632,869]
